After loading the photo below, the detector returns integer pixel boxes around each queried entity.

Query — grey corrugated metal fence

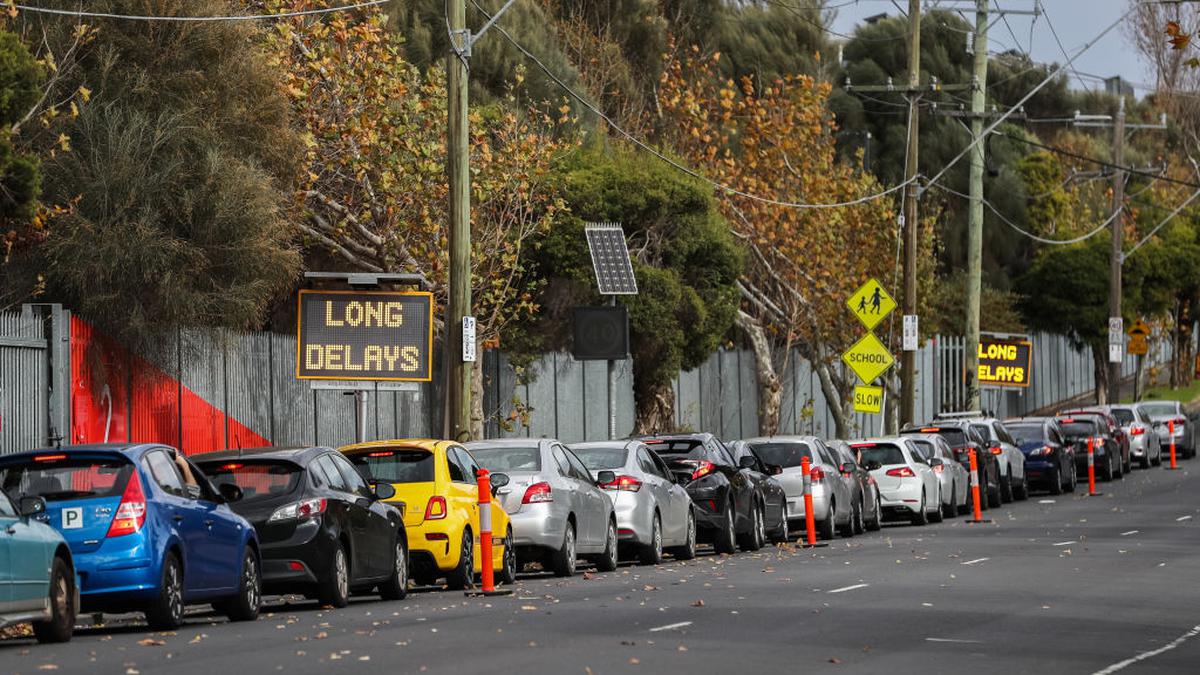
[0,310,48,452]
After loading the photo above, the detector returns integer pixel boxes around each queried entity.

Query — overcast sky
[829,0,1152,95]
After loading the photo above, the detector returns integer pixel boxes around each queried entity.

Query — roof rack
[934,411,986,420]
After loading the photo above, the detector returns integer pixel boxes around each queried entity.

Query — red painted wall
[70,317,269,455]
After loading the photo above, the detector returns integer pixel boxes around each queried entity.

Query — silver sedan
[742,436,854,539]
[1106,404,1162,468]
[906,433,970,517]
[571,441,697,564]
[466,439,617,577]
[1138,401,1196,460]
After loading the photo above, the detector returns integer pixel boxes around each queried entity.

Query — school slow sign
[297,290,434,381]
[977,334,1032,388]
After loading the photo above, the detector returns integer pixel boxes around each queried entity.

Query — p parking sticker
[61,507,84,529]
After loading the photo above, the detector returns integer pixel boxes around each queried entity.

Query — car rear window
[470,447,542,472]
[198,460,301,503]
[346,448,434,483]
[0,454,132,502]
[573,447,629,471]
[1007,424,1046,446]
[1141,402,1176,417]
[908,440,936,461]
[852,443,906,466]
[903,427,967,447]
[645,440,728,465]
[1109,409,1135,425]
[745,442,811,468]
[1057,419,1098,437]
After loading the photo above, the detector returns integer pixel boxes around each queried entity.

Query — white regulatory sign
[1109,343,1123,364]
[462,316,477,363]
[1108,317,1124,346]
[902,315,919,351]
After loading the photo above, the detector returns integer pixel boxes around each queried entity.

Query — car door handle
[172,515,184,523]
[204,519,215,527]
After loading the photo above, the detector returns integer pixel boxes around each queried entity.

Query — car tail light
[850,443,876,449]
[106,473,147,538]
[521,482,553,504]
[34,454,67,462]
[601,475,642,492]
[689,460,716,481]
[990,447,1003,455]
[1030,446,1054,457]
[1175,417,1187,427]
[368,451,395,458]
[885,467,916,478]
[1130,426,1145,436]
[932,464,945,473]
[809,467,825,481]
[424,495,449,517]
[267,498,327,523]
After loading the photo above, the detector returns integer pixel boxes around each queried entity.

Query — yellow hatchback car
[339,439,517,589]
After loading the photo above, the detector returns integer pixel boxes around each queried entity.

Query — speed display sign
[296,290,434,381]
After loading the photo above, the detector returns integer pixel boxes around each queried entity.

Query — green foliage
[1017,239,1110,349]
[528,145,742,410]
[927,269,1025,336]
[0,29,42,225]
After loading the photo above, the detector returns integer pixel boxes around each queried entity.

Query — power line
[928,179,1119,245]
[1126,187,1200,258]
[997,132,1200,189]
[13,0,390,21]
[469,0,915,210]
[1038,0,1092,92]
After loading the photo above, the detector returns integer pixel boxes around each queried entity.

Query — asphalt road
[4,462,1199,675]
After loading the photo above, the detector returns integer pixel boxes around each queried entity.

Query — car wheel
[638,513,664,565]
[550,523,577,577]
[714,500,738,554]
[942,485,957,519]
[1014,474,1029,501]
[911,491,929,526]
[146,553,185,630]
[1152,448,1162,466]
[853,496,867,534]
[770,502,790,543]
[447,529,475,590]
[1066,462,1077,492]
[739,500,766,551]
[498,527,519,585]
[987,471,1002,508]
[816,501,836,540]
[319,543,352,606]
[595,519,619,572]
[33,555,75,644]
[1049,468,1063,495]
[867,495,883,531]
[836,499,855,538]
[1100,455,1113,482]
[928,487,944,524]
[1000,469,1014,503]
[379,534,409,600]
[220,547,262,622]
[670,510,698,559]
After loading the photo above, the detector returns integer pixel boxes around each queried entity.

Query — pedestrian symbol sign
[847,278,896,331]
[842,332,895,384]
[1128,334,1149,356]
[853,385,883,414]
[1128,319,1150,337]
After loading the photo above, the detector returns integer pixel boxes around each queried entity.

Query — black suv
[900,421,1002,509]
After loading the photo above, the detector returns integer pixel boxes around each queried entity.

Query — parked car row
[1,401,1191,644]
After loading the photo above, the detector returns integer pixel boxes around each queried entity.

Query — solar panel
[585,222,638,295]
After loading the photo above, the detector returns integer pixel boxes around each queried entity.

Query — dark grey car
[826,440,882,532]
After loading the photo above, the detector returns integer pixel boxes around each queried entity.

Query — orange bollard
[477,469,495,593]
[802,456,818,546]
[1169,419,1179,470]
[965,448,991,523]
[1086,437,1100,496]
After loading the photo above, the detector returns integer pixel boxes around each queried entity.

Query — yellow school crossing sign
[853,385,884,414]
[842,332,895,385]
[847,278,896,331]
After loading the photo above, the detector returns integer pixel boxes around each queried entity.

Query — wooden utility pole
[446,0,472,441]
[964,0,989,412]
[1107,98,1126,405]
[899,0,921,426]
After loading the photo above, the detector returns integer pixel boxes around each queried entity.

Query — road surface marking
[648,621,692,633]
[1092,623,1200,674]
[1039,500,1056,504]
[961,558,989,565]
[827,583,870,594]
[926,637,982,644]
[1121,530,1139,536]
[1052,541,1075,546]
[1177,515,1193,522]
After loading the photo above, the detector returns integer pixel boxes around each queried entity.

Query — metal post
[900,0,921,427]
[446,0,473,442]
[964,0,989,412]
[355,390,369,444]
[608,297,618,440]
[1108,98,1126,405]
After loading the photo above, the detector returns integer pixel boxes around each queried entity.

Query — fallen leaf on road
[137,639,165,647]
[678,645,688,652]
[583,572,596,580]
[521,605,538,611]
[629,658,641,665]
[188,634,206,644]
[315,632,328,640]
[691,600,705,607]
[829,657,842,664]
[37,665,58,671]
[643,585,658,591]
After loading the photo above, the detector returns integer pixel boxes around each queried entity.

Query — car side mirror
[988,440,1001,450]
[595,470,616,486]
[372,482,397,501]
[489,472,510,493]
[217,483,243,503]
[839,462,856,475]
[866,461,882,471]
[929,458,944,468]
[738,455,758,470]
[18,495,46,517]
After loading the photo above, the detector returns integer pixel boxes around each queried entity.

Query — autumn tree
[0,28,44,308]
[656,47,904,438]
[263,0,574,436]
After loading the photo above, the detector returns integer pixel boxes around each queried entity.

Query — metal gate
[0,309,48,453]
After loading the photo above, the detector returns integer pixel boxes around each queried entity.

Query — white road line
[1053,541,1075,546]
[961,558,989,565]
[1092,623,1200,674]
[926,637,982,644]
[1121,530,1139,536]
[1039,499,1057,504]
[1177,515,1193,522]
[827,583,870,594]
[648,621,693,633]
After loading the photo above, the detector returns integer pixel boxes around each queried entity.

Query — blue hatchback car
[0,444,262,630]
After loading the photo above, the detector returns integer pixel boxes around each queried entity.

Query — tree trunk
[470,357,485,440]
[738,311,781,436]
[814,359,850,440]
[1171,300,1181,389]
[1091,342,1110,405]
[633,379,676,435]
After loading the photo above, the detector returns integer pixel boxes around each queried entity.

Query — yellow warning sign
[1128,334,1149,356]
[846,278,896,331]
[842,332,895,384]
[853,385,884,414]
[1128,319,1150,337]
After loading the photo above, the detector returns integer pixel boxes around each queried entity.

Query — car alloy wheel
[639,514,663,565]
[754,503,766,545]
[379,535,409,601]
[33,556,74,644]
[596,520,618,572]
[552,524,577,577]
[499,527,518,584]
[147,554,185,630]
[714,501,737,554]
[448,529,474,590]
[241,550,261,616]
